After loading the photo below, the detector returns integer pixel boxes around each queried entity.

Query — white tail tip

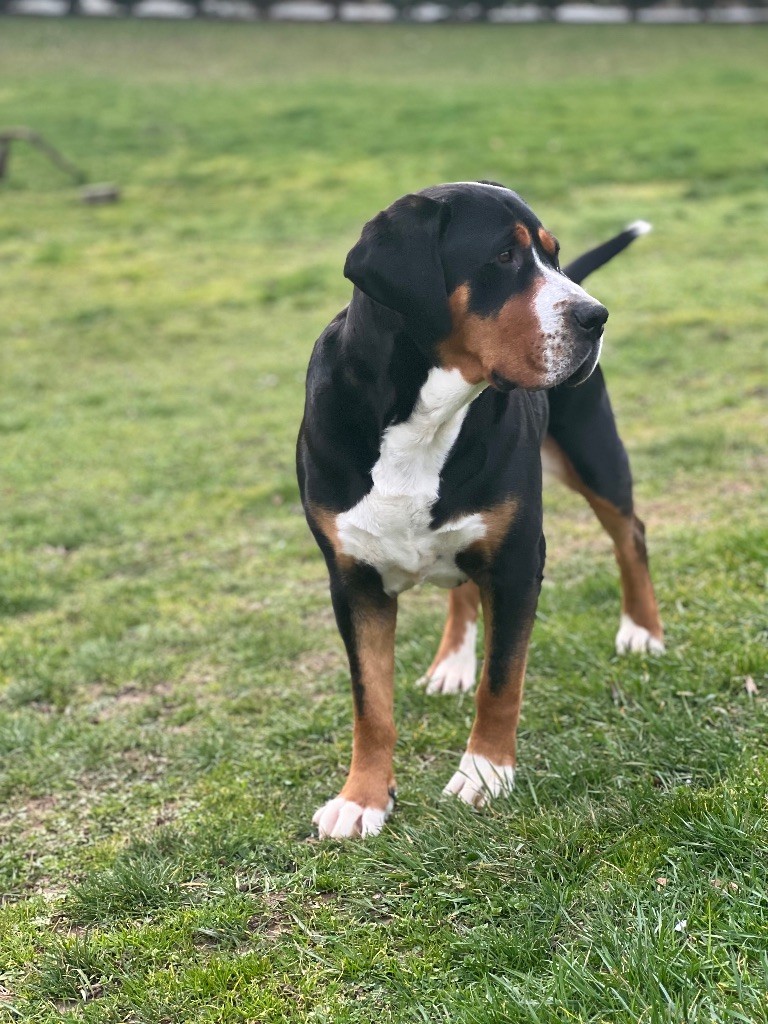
[627,219,652,237]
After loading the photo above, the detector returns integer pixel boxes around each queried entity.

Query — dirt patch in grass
[6,793,60,834]
[294,646,345,686]
[247,895,293,941]
[85,681,176,724]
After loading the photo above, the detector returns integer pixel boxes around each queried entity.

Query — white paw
[615,614,665,655]
[416,622,477,695]
[312,795,394,839]
[443,753,515,809]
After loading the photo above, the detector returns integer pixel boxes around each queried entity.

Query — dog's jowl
[297,182,664,839]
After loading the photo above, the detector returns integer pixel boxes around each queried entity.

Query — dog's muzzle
[566,333,604,387]
[565,300,608,387]
[572,299,609,341]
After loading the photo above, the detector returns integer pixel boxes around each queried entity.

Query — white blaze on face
[532,250,604,386]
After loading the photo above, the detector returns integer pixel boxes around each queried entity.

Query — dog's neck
[342,290,411,375]
[341,290,484,431]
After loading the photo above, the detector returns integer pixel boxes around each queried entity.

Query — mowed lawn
[0,19,767,1022]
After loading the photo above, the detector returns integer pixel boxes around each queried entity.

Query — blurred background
[4,0,768,22]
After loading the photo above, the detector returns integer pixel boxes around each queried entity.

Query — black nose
[573,300,609,335]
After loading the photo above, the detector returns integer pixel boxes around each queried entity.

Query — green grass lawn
[0,19,766,1022]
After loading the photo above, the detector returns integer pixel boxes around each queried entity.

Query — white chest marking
[336,368,487,596]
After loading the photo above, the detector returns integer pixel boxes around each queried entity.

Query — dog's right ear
[344,194,452,341]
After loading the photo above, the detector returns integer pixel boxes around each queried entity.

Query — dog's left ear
[344,194,452,341]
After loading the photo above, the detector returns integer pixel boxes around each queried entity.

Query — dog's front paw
[313,794,394,840]
[615,614,665,655]
[416,623,477,695]
[443,753,515,809]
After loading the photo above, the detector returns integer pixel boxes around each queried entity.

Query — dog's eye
[497,249,514,264]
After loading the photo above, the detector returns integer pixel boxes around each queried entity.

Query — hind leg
[417,581,480,695]
[544,366,664,654]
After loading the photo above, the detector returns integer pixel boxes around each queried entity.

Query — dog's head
[344,181,608,391]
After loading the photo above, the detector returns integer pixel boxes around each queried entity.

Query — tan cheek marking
[538,227,557,256]
[439,285,485,384]
[440,283,547,389]
[494,289,547,382]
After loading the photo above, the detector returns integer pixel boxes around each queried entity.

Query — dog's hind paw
[416,623,477,695]
[416,660,476,695]
[615,614,665,655]
[313,795,394,840]
[443,753,515,809]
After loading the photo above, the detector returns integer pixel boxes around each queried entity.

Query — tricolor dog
[297,181,664,839]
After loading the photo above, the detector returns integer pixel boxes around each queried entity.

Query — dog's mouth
[489,370,517,393]
[565,334,603,388]
[488,340,602,393]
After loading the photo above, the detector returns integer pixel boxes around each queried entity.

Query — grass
[0,18,766,1023]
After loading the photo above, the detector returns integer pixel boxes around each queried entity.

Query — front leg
[444,534,544,808]
[314,562,398,839]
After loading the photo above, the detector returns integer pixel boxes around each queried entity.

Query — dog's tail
[563,220,652,285]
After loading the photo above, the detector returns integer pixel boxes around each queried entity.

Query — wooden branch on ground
[0,127,88,184]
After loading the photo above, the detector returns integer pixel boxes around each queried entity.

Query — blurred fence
[1,0,766,21]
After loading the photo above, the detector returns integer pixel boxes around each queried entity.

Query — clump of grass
[64,853,186,925]
[34,935,118,1005]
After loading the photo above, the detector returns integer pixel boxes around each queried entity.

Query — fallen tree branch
[0,127,88,184]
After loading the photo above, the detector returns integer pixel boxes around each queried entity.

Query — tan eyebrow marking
[514,223,532,247]
[538,227,558,256]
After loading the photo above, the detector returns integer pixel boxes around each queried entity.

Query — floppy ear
[344,194,452,341]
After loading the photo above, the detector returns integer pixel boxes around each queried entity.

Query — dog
[297,181,664,839]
